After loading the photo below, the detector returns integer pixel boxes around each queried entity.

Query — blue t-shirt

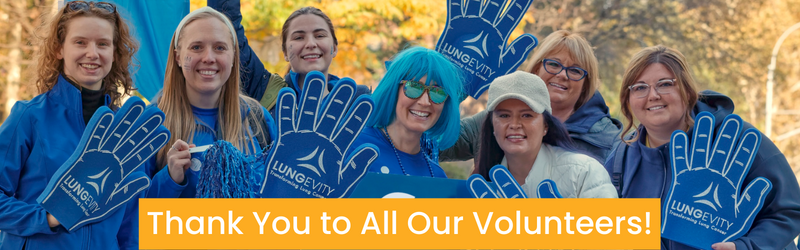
[354,127,447,178]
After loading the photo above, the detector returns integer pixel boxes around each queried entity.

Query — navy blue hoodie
[604,90,800,250]
[564,90,622,161]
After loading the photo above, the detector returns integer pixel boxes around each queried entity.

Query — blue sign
[350,173,472,198]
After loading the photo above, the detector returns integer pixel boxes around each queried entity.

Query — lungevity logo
[269,146,335,198]
[667,182,734,236]
[58,167,112,216]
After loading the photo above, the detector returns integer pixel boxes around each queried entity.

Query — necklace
[381,127,435,177]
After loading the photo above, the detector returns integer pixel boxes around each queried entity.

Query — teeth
[648,105,665,111]
[199,70,216,75]
[549,82,567,90]
[303,55,321,59]
[410,110,429,117]
[81,64,99,69]
[508,135,525,139]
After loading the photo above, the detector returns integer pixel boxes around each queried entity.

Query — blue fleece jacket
[208,0,370,117]
[604,90,800,250]
[0,75,139,250]
[564,90,622,161]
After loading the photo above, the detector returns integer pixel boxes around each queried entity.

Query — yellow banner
[139,198,660,249]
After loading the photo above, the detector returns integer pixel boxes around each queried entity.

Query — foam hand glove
[662,112,771,249]
[436,0,537,98]
[467,165,527,198]
[536,179,563,198]
[258,71,378,198]
[37,96,169,231]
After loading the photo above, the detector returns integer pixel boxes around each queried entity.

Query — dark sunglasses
[400,80,448,104]
[66,1,116,14]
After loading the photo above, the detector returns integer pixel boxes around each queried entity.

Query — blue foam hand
[536,179,563,198]
[436,0,538,98]
[37,96,170,231]
[467,165,528,198]
[258,71,379,198]
[662,112,771,249]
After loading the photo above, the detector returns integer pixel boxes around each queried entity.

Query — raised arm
[208,0,272,101]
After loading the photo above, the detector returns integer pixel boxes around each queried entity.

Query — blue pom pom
[195,140,258,198]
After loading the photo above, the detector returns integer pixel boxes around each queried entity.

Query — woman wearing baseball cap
[474,71,616,198]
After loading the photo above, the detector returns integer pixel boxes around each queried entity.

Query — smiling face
[175,17,234,102]
[536,49,585,112]
[58,16,115,90]
[492,99,547,157]
[629,63,687,133]
[283,14,337,76]
[393,75,444,135]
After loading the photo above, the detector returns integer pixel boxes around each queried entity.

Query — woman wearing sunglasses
[441,30,621,164]
[207,0,370,117]
[607,45,800,250]
[354,47,463,177]
[0,1,142,249]
[474,71,617,198]
[145,7,276,199]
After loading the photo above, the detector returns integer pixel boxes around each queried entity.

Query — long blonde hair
[156,7,263,169]
[526,30,599,111]
[31,1,138,108]
[619,45,698,144]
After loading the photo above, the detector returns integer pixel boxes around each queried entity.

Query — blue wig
[367,47,465,150]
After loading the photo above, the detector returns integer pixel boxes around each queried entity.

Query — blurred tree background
[2,0,799,180]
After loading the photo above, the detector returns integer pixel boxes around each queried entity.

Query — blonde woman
[146,7,275,198]
[441,30,621,163]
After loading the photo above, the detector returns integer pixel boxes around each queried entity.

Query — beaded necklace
[381,127,435,177]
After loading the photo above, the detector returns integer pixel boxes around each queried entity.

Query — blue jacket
[564,90,622,162]
[0,75,139,250]
[208,0,370,117]
[604,90,800,250]
[145,101,276,198]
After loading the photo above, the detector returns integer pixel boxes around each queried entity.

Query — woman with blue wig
[354,47,464,177]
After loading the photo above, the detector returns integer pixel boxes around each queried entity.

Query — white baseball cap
[486,71,552,114]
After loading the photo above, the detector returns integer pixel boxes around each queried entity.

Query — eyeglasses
[628,79,677,98]
[542,59,587,81]
[66,1,116,14]
[400,80,448,104]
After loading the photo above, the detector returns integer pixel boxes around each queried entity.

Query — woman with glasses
[145,7,275,198]
[353,47,463,177]
[606,45,800,250]
[0,1,142,249]
[474,71,617,198]
[441,30,621,163]
[207,0,370,116]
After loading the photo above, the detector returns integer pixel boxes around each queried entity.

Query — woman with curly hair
[0,1,142,249]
